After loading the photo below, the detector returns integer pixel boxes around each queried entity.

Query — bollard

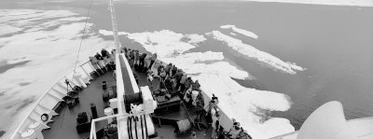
[102,81,107,90]
[104,107,114,124]
[109,98,118,109]
[90,103,98,119]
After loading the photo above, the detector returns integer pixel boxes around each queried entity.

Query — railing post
[37,103,59,116]
[92,123,97,139]
[88,62,101,76]
[81,65,93,80]
[56,82,72,93]
[50,88,66,100]
[64,76,78,87]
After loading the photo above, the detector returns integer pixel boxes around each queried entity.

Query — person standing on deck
[209,107,221,138]
[95,53,106,71]
[184,77,192,92]
[129,50,135,67]
[195,92,205,122]
[165,63,172,76]
[124,47,128,53]
[170,65,177,76]
[183,86,193,108]
[192,80,201,91]
[204,98,218,136]
[179,73,188,93]
[139,52,147,71]
[134,50,140,68]
[159,67,166,80]
[126,48,131,60]
[237,129,252,139]
[94,52,103,61]
[123,47,128,57]
[89,56,100,71]
[173,69,183,91]
[109,50,116,70]
[206,94,219,113]
[103,56,111,70]
[101,48,109,58]
[148,53,157,70]
[110,49,116,61]
[228,122,242,139]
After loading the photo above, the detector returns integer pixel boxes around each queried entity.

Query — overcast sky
[1,0,373,7]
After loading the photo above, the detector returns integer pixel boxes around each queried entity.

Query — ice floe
[114,29,295,138]
[0,25,23,36]
[221,24,259,39]
[207,30,305,74]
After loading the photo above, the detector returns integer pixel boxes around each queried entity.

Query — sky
[2,0,373,7]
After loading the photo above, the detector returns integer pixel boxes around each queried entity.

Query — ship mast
[109,0,121,53]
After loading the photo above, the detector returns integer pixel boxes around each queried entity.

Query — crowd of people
[122,47,253,139]
[89,47,252,139]
[89,48,116,75]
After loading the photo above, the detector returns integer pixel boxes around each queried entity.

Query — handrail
[10,60,92,139]
[89,111,154,139]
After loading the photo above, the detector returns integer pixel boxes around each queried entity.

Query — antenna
[109,0,122,54]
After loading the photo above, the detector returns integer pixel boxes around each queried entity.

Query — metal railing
[89,110,155,139]
[10,60,99,139]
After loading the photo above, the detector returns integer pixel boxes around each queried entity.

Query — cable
[73,0,94,72]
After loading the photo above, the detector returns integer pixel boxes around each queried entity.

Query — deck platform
[41,64,213,139]
[42,71,115,139]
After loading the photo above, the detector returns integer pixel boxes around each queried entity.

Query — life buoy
[41,113,49,122]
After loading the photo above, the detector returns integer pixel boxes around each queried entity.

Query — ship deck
[42,67,213,139]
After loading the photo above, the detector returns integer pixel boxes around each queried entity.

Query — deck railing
[10,60,100,139]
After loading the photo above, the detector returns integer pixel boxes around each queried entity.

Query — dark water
[2,0,373,131]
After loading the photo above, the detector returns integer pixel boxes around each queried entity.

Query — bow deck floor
[42,69,212,139]
[42,71,115,139]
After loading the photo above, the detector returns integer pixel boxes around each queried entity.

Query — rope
[73,0,94,72]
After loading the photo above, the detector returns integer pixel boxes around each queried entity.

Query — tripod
[65,79,74,93]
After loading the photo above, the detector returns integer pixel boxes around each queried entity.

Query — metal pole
[109,0,122,54]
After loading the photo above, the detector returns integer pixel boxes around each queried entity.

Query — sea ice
[207,30,305,74]
[119,29,295,138]
[221,25,259,39]
[0,25,23,36]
